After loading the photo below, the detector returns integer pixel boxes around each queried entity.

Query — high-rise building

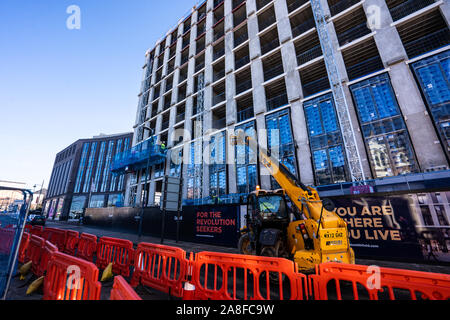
[43,133,133,221]
[123,0,449,207]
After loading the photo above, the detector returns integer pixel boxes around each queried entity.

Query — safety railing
[389,0,435,22]
[96,237,134,277]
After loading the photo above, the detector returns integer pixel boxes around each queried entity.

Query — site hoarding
[331,191,450,263]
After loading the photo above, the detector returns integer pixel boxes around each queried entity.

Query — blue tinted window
[304,94,349,185]
[351,73,418,177]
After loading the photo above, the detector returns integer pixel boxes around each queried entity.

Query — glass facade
[209,132,227,197]
[93,142,106,193]
[69,196,86,220]
[82,142,98,193]
[101,141,115,192]
[187,140,203,199]
[89,195,105,208]
[107,194,124,207]
[74,143,90,193]
[117,138,130,190]
[235,121,258,194]
[266,109,298,189]
[110,139,123,192]
[304,93,349,185]
[350,73,419,178]
[411,51,450,158]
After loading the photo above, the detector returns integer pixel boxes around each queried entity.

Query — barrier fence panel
[76,233,97,262]
[27,236,45,276]
[31,226,43,237]
[64,230,79,256]
[96,237,134,277]
[188,252,308,301]
[0,188,32,300]
[131,243,189,298]
[36,241,58,277]
[18,232,30,264]
[110,276,142,300]
[309,263,450,300]
[24,225,32,234]
[44,252,101,300]
[42,228,67,252]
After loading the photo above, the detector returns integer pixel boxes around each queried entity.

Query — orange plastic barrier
[130,243,189,298]
[35,240,58,277]
[110,276,142,300]
[26,235,45,275]
[44,251,101,300]
[42,228,67,252]
[31,225,43,237]
[18,232,31,263]
[96,237,134,277]
[187,252,307,301]
[64,230,79,255]
[0,227,14,255]
[309,263,450,300]
[76,233,97,262]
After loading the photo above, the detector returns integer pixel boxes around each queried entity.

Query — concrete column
[225,27,235,75]
[226,72,237,125]
[274,0,292,45]
[246,0,257,17]
[290,100,315,185]
[363,0,449,170]
[224,0,233,34]
[205,3,215,47]
[251,59,266,115]
[256,114,271,190]
[205,46,214,87]
[439,1,450,27]
[247,15,261,60]
[281,41,302,102]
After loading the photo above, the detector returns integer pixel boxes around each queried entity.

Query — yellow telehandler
[232,131,355,273]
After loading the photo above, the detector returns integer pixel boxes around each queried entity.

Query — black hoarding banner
[183,205,240,247]
[332,192,450,263]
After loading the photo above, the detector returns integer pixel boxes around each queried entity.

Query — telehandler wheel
[238,233,255,255]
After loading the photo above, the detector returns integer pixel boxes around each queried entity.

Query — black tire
[238,233,255,255]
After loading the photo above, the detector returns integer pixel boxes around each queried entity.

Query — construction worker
[160,141,167,153]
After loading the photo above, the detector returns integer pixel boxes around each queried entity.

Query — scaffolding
[310,0,366,182]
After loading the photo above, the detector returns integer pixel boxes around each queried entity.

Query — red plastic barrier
[64,230,79,255]
[31,226,43,237]
[130,243,189,298]
[309,263,450,300]
[76,233,97,262]
[110,276,142,300]
[35,240,58,277]
[18,232,31,263]
[96,237,134,277]
[42,228,67,251]
[26,235,45,275]
[0,227,14,255]
[44,251,101,300]
[24,225,32,234]
[187,252,307,300]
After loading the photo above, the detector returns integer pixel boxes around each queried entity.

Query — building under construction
[120,0,449,220]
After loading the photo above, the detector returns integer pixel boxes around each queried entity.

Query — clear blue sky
[0,0,197,190]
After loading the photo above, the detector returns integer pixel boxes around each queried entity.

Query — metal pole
[138,128,154,238]
[2,189,32,300]
[176,178,183,243]
[160,176,167,244]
